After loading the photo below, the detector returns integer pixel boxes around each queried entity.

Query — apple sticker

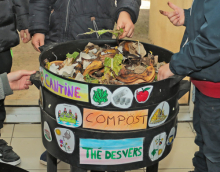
[134,85,153,103]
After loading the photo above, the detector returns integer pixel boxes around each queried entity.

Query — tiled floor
[0,122,196,172]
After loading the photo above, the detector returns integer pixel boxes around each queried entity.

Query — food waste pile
[45,41,166,85]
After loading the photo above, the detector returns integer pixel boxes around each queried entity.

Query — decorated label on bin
[90,86,112,107]
[43,69,89,102]
[83,108,148,131]
[134,85,153,103]
[167,127,176,145]
[54,128,75,154]
[80,138,144,165]
[148,101,169,127]
[55,104,82,128]
[149,132,167,161]
[111,87,133,109]
[44,121,52,142]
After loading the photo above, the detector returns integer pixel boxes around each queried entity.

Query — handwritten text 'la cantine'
[82,147,142,160]
[45,74,81,98]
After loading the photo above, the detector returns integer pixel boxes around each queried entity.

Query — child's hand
[160,2,185,26]
[117,11,134,39]
[7,70,36,90]
[158,63,174,81]
[32,33,45,53]
[20,29,31,43]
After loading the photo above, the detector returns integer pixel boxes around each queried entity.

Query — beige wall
[149,0,193,53]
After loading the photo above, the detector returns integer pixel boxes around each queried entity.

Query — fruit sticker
[134,85,153,103]
[54,128,75,154]
[148,101,169,127]
[55,104,82,128]
[149,132,167,161]
[167,127,176,145]
[90,86,112,107]
[44,121,52,142]
[111,87,133,109]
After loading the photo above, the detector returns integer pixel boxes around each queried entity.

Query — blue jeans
[193,89,220,172]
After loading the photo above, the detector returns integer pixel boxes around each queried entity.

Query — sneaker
[40,151,60,166]
[0,139,21,166]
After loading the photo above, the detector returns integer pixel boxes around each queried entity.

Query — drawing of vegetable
[136,87,150,102]
[113,88,128,104]
[93,89,108,105]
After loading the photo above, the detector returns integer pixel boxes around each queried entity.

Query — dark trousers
[193,89,220,172]
[0,49,12,129]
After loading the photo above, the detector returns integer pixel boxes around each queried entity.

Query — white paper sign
[149,132,167,161]
[111,87,133,109]
[134,85,153,103]
[55,104,82,128]
[54,128,75,154]
[44,121,52,142]
[90,86,112,107]
[167,127,176,145]
[148,101,170,127]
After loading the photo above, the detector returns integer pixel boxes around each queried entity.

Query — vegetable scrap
[45,41,166,85]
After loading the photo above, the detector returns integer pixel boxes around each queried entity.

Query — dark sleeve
[183,8,190,27]
[169,1,220,76]
[12,0,29,31]
[29,0,52,36]
[116,0,141,24]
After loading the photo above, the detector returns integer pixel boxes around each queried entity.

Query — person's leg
[192,89,208,172]
[0,50,21,166]
[0,49,12,131]
[0,49,12,74]
[198,92,220,172]
[40,150,60,165]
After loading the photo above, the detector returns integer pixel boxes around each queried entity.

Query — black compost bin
[31,39,190,172]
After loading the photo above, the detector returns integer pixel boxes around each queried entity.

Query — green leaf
[151,149,158,156]
[66,52,79,59]
[143,88,151,91]
[84,74,99,84]
[103,54,123,76]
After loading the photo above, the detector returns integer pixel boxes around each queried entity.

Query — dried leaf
[129,42,146,58]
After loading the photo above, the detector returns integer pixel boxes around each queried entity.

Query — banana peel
[99,53,115,63]
[111,66,156,84]
[83,60,103,76]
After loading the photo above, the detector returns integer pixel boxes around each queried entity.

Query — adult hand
[20,29,31,43]
[32,33,45,52]
[160,2,185,26]
[117,11,134,39]
[157,63,174,81]
[7,70,36,90]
